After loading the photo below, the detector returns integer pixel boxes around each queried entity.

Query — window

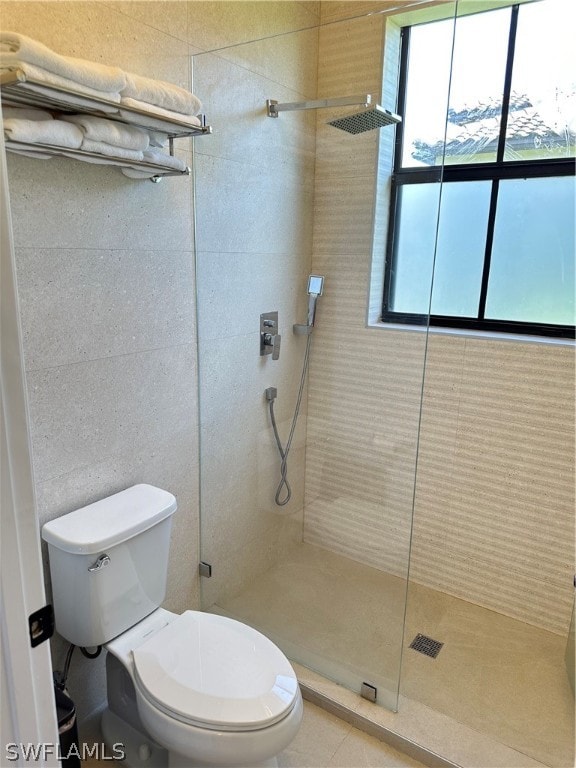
[383,1,575,338]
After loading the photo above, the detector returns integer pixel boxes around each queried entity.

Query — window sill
[367,320,576,347]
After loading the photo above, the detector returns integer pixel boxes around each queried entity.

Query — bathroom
[1,0,574,766]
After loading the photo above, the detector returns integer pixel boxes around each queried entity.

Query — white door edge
[0,130,60,766]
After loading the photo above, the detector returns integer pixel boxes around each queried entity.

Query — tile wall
[192,18,320,609]
[305,2,575,636]
[1,0,319,726]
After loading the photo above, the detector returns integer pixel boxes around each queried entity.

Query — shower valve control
[260,312,281,360]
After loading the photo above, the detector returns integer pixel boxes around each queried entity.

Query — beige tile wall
[2,0,199,725]
[411,335,575,634]
[192,22,320,609]
[305,5,575,636]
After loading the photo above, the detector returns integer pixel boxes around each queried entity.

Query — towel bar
[1,70,210,180]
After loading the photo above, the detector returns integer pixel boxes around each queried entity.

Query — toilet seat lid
[132,611,299,731]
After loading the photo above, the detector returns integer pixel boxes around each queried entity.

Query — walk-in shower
[193,2,575,765]
[266,94,401,134]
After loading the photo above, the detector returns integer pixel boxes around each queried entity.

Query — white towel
[121,167,161,179]
[1,62,121,110]
[121,150,188,179]
[143,149,187,171]
[119,101,202,132]
[6,146,53,159]
[121,72,201,116]
[148,130,168,148]
[79,138,144,161]
[2,105,53,120]
[61,114,149,151]
[0,31,126,92]
[3,117,83,148]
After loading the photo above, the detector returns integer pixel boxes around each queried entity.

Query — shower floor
[213,542,574,768]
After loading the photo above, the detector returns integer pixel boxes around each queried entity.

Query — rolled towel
[79,138,144,161]
[121,72,201,116]
[0,31,126,92]
[2,105,54,120]
[61,114,149,151]
[1,62,121,110]
[3,117,83,148]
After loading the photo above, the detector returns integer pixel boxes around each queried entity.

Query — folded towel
[148,130,169,148]
[2,105,54,120]
[6,146,53,160]
[121,150,188,179]
[119,100,202,132]
[79,138,144,161]
[121,167,162,179]
[3,117,83,148]
[1,62,121,111]
[0,31,126,92]
[61,114,149,151]
[143,149,187,171]
[60,151,137,167]
[121,72,201,116]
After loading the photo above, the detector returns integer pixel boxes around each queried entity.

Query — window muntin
[384,1,576,339]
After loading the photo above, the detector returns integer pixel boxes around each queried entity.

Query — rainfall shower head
[327,104,401,134]
[266,95,401,135]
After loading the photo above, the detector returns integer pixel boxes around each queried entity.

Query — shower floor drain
[409,633,444,658]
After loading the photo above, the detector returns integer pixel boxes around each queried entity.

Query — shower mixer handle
[260,311,281,360]
[263,332,282,360]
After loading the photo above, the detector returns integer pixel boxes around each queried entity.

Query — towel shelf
[4,139,191,181]
[1,69,210,180]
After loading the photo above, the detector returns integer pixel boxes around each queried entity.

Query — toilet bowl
[104,607,303,767]
[41,484,303,768]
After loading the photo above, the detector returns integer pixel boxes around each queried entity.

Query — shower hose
[269,332,313,506]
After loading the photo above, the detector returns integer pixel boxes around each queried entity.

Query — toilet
[41,484,303,767]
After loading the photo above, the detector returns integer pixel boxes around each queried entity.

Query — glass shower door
[192,3,453,713]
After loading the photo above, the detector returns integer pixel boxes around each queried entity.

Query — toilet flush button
[138,744,152,761]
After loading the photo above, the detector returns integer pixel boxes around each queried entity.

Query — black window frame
[382,4,576,340]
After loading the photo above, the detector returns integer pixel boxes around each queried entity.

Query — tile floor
[82,700,425,767]
[279,701,425,768]
[216,541,575,768]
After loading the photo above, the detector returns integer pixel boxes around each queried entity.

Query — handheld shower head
[294,275,325,334]
[327,104,401,134]
[307,275,324,327]
[308,274,324,297]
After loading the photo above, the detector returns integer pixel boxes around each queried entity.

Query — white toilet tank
[42,484,177,648]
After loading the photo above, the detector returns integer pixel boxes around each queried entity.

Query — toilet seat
[132,611,299,732]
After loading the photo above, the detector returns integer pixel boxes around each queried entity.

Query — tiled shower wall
[2,0,320,726]
[192,16,320,610]
[304,3,575,635]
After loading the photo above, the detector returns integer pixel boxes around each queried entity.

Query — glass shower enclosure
[192,3,450,714]
[193,2,574,765]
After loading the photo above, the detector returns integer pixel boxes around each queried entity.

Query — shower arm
[266,94,372,117]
